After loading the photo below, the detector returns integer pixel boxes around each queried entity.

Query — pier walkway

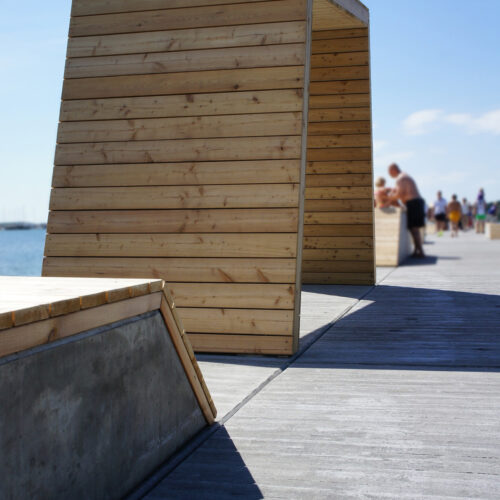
[134,232,500,499]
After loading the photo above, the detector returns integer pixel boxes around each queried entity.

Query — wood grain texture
[42,257,296,283]
[47,209,299,234]
[54,136,301,165]
[67,22,306,57]
[187,333,293,354]
[45,233,298,258]
[57,112,302,143]
[70,0,307,37]
[62,66,304,100]
[49,185,299,210]
[60,90,304,121]
[52,160,301,187]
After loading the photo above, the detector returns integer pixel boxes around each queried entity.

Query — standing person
[388,163,426,258]
[461,198,470,231]
[487,201,497,222]
[447,195,462,237]
[475,189,487,234]
[433,191,447,236]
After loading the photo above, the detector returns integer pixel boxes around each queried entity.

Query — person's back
[447,195,461,237]
[433,191,447,235]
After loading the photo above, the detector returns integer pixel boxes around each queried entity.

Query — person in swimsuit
[388,163,426,258]
[475,188,487,234]
[447,194,462,237]
[374,177,398,208]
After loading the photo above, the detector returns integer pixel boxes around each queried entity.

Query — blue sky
[0,0,498,221]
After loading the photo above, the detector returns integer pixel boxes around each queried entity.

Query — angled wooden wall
[43,0,310,355]
[302,21,375,285]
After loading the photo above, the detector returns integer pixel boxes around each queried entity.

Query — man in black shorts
[388,163,426,258]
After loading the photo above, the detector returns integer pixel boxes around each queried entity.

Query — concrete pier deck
[135,232,500,499]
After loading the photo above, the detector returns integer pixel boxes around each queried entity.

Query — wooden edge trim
[1,279,164,330]
[0,292,162,359]
[292,0,313,353]
[159,291,217,425]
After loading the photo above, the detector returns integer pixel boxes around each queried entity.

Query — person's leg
[410,227,425,256]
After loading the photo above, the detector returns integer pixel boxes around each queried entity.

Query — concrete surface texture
[0,311,206,500]
[140,232,500,499]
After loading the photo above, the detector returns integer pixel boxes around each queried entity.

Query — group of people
[431,189,495,237]
[374,163,498,258]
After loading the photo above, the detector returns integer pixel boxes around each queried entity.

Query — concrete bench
[0,277,215,500]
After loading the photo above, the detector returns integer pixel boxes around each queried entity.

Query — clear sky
[0,0,499,222]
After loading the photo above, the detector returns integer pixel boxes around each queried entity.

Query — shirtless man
[388,163,426,257]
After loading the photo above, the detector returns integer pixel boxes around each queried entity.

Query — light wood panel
[47,209,299,234]
[52,160,301,187]
[42,257,296,284]
[57,112,302,143]
[49,185,299,210]
[65,44,305,79]
[44,0,311,355]
[67,22,306,57]
[302,25,374,285]
[45,233,297,258]
[60,90,303,121]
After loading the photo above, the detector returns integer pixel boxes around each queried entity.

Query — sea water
[0,229,45,276]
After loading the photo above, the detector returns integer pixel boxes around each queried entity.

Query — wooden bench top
[0,277,164,330]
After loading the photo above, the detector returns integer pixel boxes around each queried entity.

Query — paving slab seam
[126,270,397,499]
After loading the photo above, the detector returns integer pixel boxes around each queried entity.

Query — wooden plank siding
[43,0,311,355]
[302,25,374,286]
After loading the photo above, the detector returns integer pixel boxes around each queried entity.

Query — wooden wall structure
[302,6,374,285]
[43,0,374,355]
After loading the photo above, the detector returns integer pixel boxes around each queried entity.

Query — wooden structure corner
[43,0,374,355]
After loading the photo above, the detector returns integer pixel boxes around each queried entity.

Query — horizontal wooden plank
[187,332,293,355]
[47,208,299,233]
[309,80,369,95]
[72,0,268,16]
[303,224,373,237]
[305,173,372,187]
[42,257,296,283]
[304,211,373,224]
[303,236,373,249]
[302,260,374,272]
[308,108,371,122]
[302,272,374,285]
[306,160,372,174]
[302,248,373,261]
[311,37,368,54]
[305,186,372,199]
[311,28,367,40]
[0,293,162,358]
[52,160,301,187]
[307,148,372,161]
[310,51,368,68]
[57,112,302,143]
[309,94,370,109]
[68,21,306,57]
[70,0,307,37]
[44,233,298,258]
[310,66,369,82]
[178,308,293,335]
[66,43,305,79]
[62,66,304,100]
[60,90,303,121]
[304,198,373,212]
[54,136,302,165]
[169,283,295,309]
[307,121,371,135]
[49,184,299,210]
[307,134,371,149]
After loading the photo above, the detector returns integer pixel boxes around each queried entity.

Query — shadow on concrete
[133,426,264,500]
[296,284,500,371]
